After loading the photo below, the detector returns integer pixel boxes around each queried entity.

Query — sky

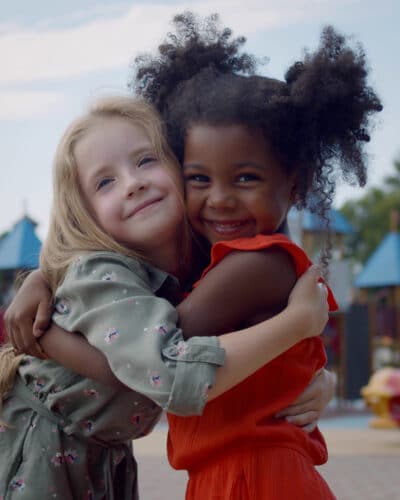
[0,0,398,239]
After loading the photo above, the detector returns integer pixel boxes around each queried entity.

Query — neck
[146,241,181,278]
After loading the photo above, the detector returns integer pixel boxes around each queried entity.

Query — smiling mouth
[128,198,163,218]
[204,219,252,235]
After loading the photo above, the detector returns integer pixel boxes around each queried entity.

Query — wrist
[284,304,311,342]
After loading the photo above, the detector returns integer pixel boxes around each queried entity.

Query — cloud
[0,0,355,85]
[0,91,65,120]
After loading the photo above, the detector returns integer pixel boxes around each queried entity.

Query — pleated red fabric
[168,234,337,499]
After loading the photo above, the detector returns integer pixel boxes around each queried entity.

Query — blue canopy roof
[0,216,42,270]
[288,207,354,234]
[354,232,400,288]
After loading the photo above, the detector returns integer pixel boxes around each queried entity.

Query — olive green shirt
[0,252,225,499]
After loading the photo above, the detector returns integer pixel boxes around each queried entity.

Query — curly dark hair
[131,12,382,269]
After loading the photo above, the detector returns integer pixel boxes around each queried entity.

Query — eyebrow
[183,161,266,170]
[87,145,157,178]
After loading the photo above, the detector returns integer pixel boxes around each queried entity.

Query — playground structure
[361,367,400,428]
[0,215,42,345]
[354,223,400,427]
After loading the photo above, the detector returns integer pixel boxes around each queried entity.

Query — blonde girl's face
[75,116,184,253]
[183,124,296,244]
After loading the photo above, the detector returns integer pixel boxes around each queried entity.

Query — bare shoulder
[210,247,295,283]
[203,247,297,311]
[179,246,297,336]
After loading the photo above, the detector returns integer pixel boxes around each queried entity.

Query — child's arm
[275,367,336,431]
[38,263,326,406]
[5,269,53,356]
[5,258,327,402]
[178,248,297,337]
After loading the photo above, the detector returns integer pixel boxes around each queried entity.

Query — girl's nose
[207,187,236,210]
[125,173,148,198]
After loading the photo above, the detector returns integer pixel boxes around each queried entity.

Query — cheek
[185,189,202,220]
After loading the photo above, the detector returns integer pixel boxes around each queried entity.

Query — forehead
[75,116,152,163]
[184,124,271,158]
[76,116,150,149]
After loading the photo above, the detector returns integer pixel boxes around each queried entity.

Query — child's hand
[5,269,52,357]
[287,266,329,339]
[275,368,336,432]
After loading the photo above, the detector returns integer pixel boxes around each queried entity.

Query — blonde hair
[0,346,23,426]
[0,96,191,418]
[41,95,190,293]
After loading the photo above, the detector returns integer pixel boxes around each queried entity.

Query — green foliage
[340,158,400,264]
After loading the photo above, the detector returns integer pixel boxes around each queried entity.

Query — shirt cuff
[163,336,225,416]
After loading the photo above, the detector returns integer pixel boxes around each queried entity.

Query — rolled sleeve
[163,336,225,415]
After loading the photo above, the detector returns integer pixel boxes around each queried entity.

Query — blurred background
[1,2,399,498]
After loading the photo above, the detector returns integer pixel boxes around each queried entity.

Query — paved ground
[133,413,400,499]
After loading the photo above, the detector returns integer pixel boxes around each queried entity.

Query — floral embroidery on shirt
[55,299,70,315]
[81,420,94,433]
[51,452,65,467]
[176,341,188,357]
[50,450,79,467]
[148,370,161,387]
[33,378,46,395]
[84,388,99,398]
[64,449,79,464]
[202,382,212,400]
[10,479,25,491]
[104,327,119,344]
[101,271,116,281]
[155,324,168,335]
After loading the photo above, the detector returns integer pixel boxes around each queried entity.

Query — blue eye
[138,155,157,167]
[96,178,113,190]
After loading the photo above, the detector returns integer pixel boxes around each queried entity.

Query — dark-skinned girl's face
[183,124,296,245]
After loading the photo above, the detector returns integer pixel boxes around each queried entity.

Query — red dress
[167,234,337,499]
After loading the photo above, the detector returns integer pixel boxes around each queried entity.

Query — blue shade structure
[288,207,354,234]
[0,216,42,270]
[354,232,400,288]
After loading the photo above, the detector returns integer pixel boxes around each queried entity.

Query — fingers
[33,299,53,338]
[276,410,319,430]
[300,420,318,434]
[317,281,328,301]
[307,265,322,282]
[276,399,315,418]
[28,340,49,359]
[7,317,34,352]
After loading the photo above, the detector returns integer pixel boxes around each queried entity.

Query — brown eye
[237,173,260,182]
[184,174,210,183]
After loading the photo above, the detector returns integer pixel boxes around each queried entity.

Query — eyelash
[138,155,157,167]
[185,173,261,184]
[95,155,158,191]
[185,174,210,183]
[96,177,114,191]
[236,173,260,182]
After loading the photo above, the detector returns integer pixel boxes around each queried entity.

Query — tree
[340,158,400,265]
